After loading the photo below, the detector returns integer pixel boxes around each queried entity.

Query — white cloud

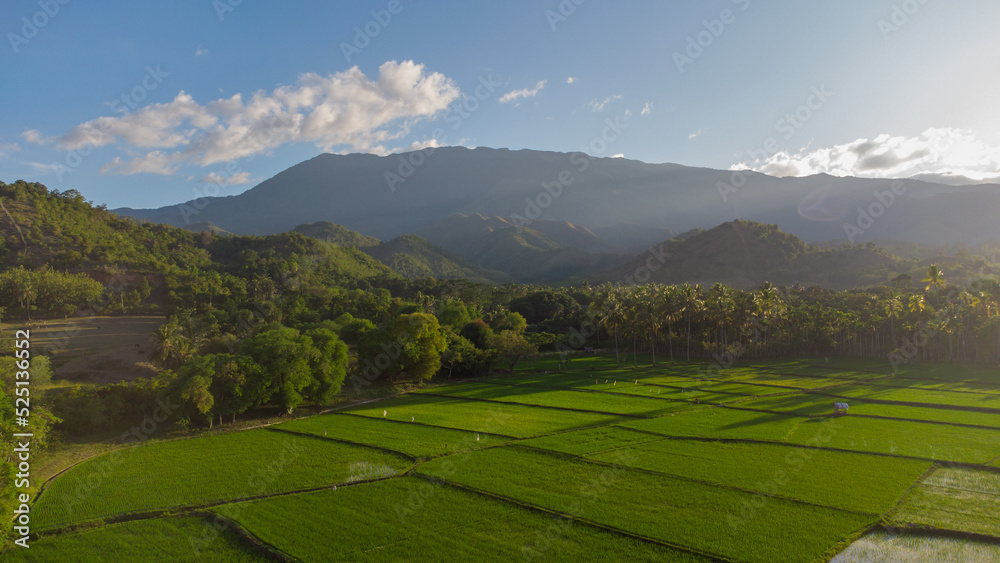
[396,138,443,153]
[588,95,621,112]
[24,161,65,175]
[611,153,625,158]
[0,142,20,157]
[732,128,1000,184]
[195,46,208,57]
[688,128,704,139]
[43,60,459,175]
[499,80,547,104]
[21,129,45,144]
[101,151,178,176]
[566,76,576,85]
[641,102,652,116]
[199,171,251,185]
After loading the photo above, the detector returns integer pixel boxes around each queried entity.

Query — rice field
[4,516,273,562]
[214,477,714,562]
[11,357,1000,561]
[274,412,507,458]
[783,416,1000,463]
[339,393,626,437]
[523,432,932,513]
[890,467,1000,537]
[416,445,876,563]
[831,532,1000,562]
[31,428,412,530]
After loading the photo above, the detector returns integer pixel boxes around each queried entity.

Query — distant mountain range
[113,146,1000,286]
[116,146,1000,250]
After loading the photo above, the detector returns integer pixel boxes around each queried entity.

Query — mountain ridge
[113,146,1000,248]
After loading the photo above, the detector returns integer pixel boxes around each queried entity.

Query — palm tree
[150,320,190,369]
[18,280,36,321]
[922,265,946,292]
[679,284,703,362]
[658,285,680,363]
[884,293,903,344]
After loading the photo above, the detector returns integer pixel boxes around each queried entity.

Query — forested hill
[0,180,398,319]
[600,220,913,290]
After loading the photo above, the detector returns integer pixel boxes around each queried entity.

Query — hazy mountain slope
[415,213,626,283]
[114,147,1000,247]
[363,234,511,283]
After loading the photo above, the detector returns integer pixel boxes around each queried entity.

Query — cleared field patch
[621,406,807,441]
[891,467,1000,537]
[216,476,712,562]
[583,437,931,514]
[32,428,411,530]
[784,417,1000,463]
[341,394,625,438]
[831,532,1000,562]
[30,316,164,384]
[275,412,506,458]
[418,381,695,416]
[520,426,666,456]
[3,515,271,562]
[417,446,875,563]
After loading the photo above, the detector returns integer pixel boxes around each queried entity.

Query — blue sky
[2,0,999,208]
